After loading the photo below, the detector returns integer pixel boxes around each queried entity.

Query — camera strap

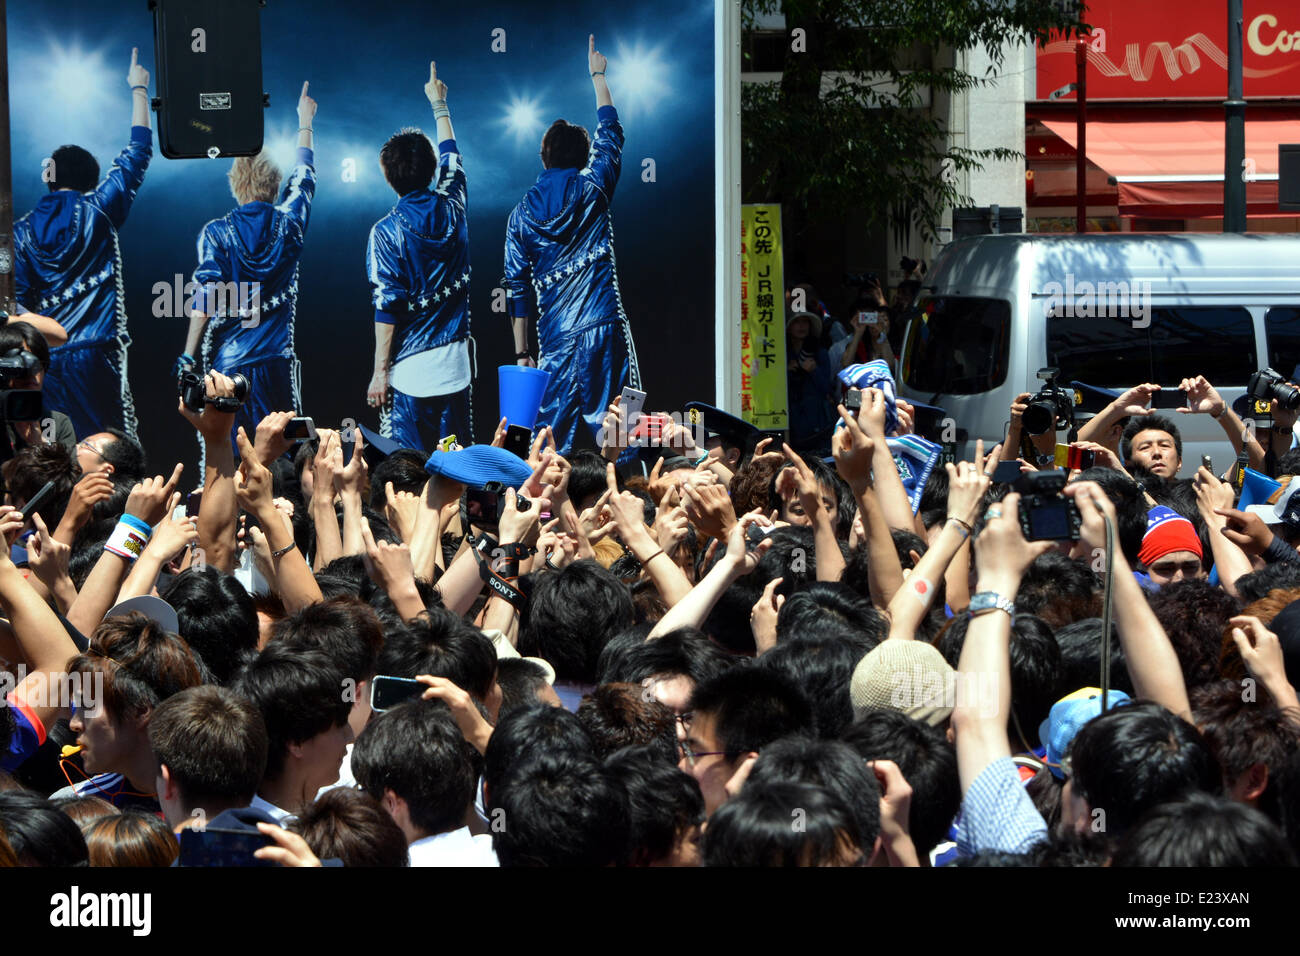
[475,546,526,611]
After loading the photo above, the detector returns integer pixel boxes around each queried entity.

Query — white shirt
[407,826,498,867]
[249,794,294,825]
[391,338,472,397]
[315,743,357,802]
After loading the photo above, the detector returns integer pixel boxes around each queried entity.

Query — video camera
[1247,368,1300,412]
[1014,469,1081,542]
[179,368,250,413]
[1022,367,1076,437]
[462,481,531,530]
[0,349,45,423]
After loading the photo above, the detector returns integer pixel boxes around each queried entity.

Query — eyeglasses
[679,738,736,768]
[77,439,107,461]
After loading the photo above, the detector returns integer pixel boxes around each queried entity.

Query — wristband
[271,541,297,559]
[640,549,666,565]
[105,515,152,561]
[131,85,148,92]
[298,127,313,132]
[515,350,531,360]
[945,517,971,540]
[591,70,605,77]
[693,452,710,466]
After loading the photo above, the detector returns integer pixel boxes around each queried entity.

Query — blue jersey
[13,126,152,346]
[366,140,470,364]
[501,106,629,355]
[194,148,316,369]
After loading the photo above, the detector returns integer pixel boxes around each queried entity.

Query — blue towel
[839,360,898,435]
[887,435,942,513]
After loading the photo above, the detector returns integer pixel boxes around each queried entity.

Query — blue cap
[1039,687,1132,780]
[424,444,533,490]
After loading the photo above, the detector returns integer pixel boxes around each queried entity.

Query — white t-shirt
[407,826,498,867]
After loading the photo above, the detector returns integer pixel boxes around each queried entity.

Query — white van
[897,233,1300,478]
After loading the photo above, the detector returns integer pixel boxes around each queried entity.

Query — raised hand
[589,34,607,76]
[26,513,71,592]
[128,47,149,89]
[233,429,274,516]
[124,463,184,526]
[254,410,297,466]
[750,576,784,654]
[425,61,448,105]
[297,81,317,127]
[832,405,874,493]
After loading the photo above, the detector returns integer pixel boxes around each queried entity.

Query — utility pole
[1224,0,1247,232]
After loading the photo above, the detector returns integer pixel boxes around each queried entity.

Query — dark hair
[376,608,497,701]
[488,750,629,866]
[577,683,677,763]
[1069,701,1222,839]
[0,320,50,372]
[688,666,814,757]
[1236,562,1300,604]
[1014,552,1101,628]
[775,582,886,651]
[379,128,436,195]
[522,560,634,683]
[1053,618,1135,697]
[1121,414,1183,465]
[272,596,384,686]
[495,658,553,717]
[368,450,430,512]
[936,612,1061,748]
[841,709,961,857]
[148,686,268,808]
[290,787,410,867]
[1068,469,1147,566]
[483,704,594,807]
[1,442,75,529]
[918,465,951,531]
[1112,792,1296,866]
[604,744,705,866]
[69,613,203,724]
[0,790,88,865]
[48,144,99,192]
[162,567,259,685]
[747,735,881,848]
[566,450,610,510]
[98,429,147,483]
[353,699,476,837]
[757,637,860,739]
[83,809,178,867]
[702,781,862,867]
[598,627,737,688]
[233,643,351,780]
[1147,581,1241,690]
[51,794,120,830]
[540,119,591,170]
[1190,679,1300,827]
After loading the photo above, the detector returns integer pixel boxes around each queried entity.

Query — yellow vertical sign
[740,204,788,430]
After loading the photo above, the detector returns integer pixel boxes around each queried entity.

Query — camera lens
[229,373,250,402]
[1274,382,1300,411]
[1022,400,1056,436]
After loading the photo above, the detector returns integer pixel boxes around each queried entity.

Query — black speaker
[150,0,267,159]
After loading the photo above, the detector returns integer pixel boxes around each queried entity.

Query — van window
[1265,307,1300,383]
[1047,307,1256,388]
[902,297,1010,394]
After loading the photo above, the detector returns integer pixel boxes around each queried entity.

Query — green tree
[743,0,1087,248]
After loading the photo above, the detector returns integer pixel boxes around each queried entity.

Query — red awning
[1039,108,1300,218]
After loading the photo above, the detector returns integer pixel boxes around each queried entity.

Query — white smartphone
[620,386,647,431]
[857,311,879,327]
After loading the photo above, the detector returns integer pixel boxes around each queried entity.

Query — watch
[969,591,1015,618]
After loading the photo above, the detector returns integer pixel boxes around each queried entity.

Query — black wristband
[515,350,531,360]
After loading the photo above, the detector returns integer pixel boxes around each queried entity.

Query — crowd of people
[0,298,1298,868]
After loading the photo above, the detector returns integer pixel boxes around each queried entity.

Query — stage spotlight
[502,95,544,144]
[610,41,671,118]
[41,41,116,122]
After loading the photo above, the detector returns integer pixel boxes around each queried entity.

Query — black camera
[1022,367,1075,436]
[1014,470,1081,542]
[1247,368,1300,412]
[463,481,530,528]
[179,369,249,413]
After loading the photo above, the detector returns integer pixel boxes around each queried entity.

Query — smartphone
[1150,389,1189,410]
[464,484,502,527]
[186,490,203,517]
[856,311,879,327]
[745,522,776,553]
[1202,455,1213,472]
[282,416,316,443]
[620,387,647,438]
[19,480,58,522]
[844,388,862,417]
[177,827,276,867]
[369,674,425,713]
[991,460,1023,484]
[503,424,532,460]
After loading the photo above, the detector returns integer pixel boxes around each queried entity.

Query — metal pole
[1225,0,1247,232]
[0,0,15,309]
[1076,39,1087,233]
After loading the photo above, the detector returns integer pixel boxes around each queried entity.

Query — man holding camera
[179,81,318,452]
